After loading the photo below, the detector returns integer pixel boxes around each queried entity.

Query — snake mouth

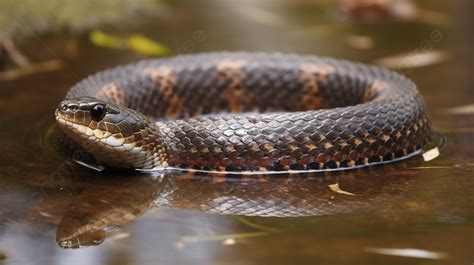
[55,108,77,134]
[55,108,70,127]
[54,104,90,138]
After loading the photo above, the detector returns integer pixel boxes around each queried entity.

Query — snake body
[55,52,432,172]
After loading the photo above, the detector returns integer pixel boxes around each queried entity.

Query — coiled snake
[55,52,432,172]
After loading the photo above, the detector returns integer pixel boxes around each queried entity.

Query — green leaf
[127,34,171,56]
[89,30,125,49]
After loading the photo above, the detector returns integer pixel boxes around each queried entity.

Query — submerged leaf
[412,166,453,169]
[365,247,446,259]
[345,35,375,50]
[222,238,236,246]
[237,217,283,233]
[375,50,448,69]
[179,231,270,243]
[234,7,288,27]
[108,232,130,241]
[127,35,171,56]
[175,231,271,248]
[445,104,474,115]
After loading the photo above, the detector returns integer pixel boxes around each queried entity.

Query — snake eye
[90,104,106,121]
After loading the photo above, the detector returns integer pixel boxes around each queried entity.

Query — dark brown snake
[55,52,432,173]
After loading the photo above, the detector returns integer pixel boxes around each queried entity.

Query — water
[0,0,473,264]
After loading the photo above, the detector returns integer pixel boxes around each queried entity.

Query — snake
[55,52,432,173]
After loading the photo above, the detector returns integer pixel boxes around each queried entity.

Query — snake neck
[132,117,169,169]
[101,119,168,169]
[93,119,168,169]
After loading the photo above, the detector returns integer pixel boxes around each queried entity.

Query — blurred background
[0,1,472,264]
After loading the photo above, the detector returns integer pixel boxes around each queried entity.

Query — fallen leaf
[234,7,288,27]
[345,35,375,50]
[109,232,130,241]
[365,247,446,259]
[89,30,124,49]
[178,231,270,246]
[374,50,448,69]
[222,238,236,246]
[127,35,171,56]
[329,183,355,196]
[444,104,474,115]
[412,166,452,169]
[422,147,440,161]
[89,30,171,57]
[237,216,282,233]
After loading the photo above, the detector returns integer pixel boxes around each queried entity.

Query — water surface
[0,1,472,264]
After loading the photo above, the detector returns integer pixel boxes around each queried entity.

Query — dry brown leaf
[329,183,355,196]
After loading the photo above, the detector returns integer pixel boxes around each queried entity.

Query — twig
[2,39,30,67]
[0,60,63,81]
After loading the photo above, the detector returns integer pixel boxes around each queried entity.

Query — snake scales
[55,52,432,172]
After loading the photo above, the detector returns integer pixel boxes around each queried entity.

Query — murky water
[0,0,473,264]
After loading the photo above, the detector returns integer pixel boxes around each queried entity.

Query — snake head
[55,97,166,169]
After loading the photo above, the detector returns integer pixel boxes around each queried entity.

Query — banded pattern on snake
[55,52,432,172]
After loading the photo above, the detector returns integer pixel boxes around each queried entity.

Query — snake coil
[55,52,431,172]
